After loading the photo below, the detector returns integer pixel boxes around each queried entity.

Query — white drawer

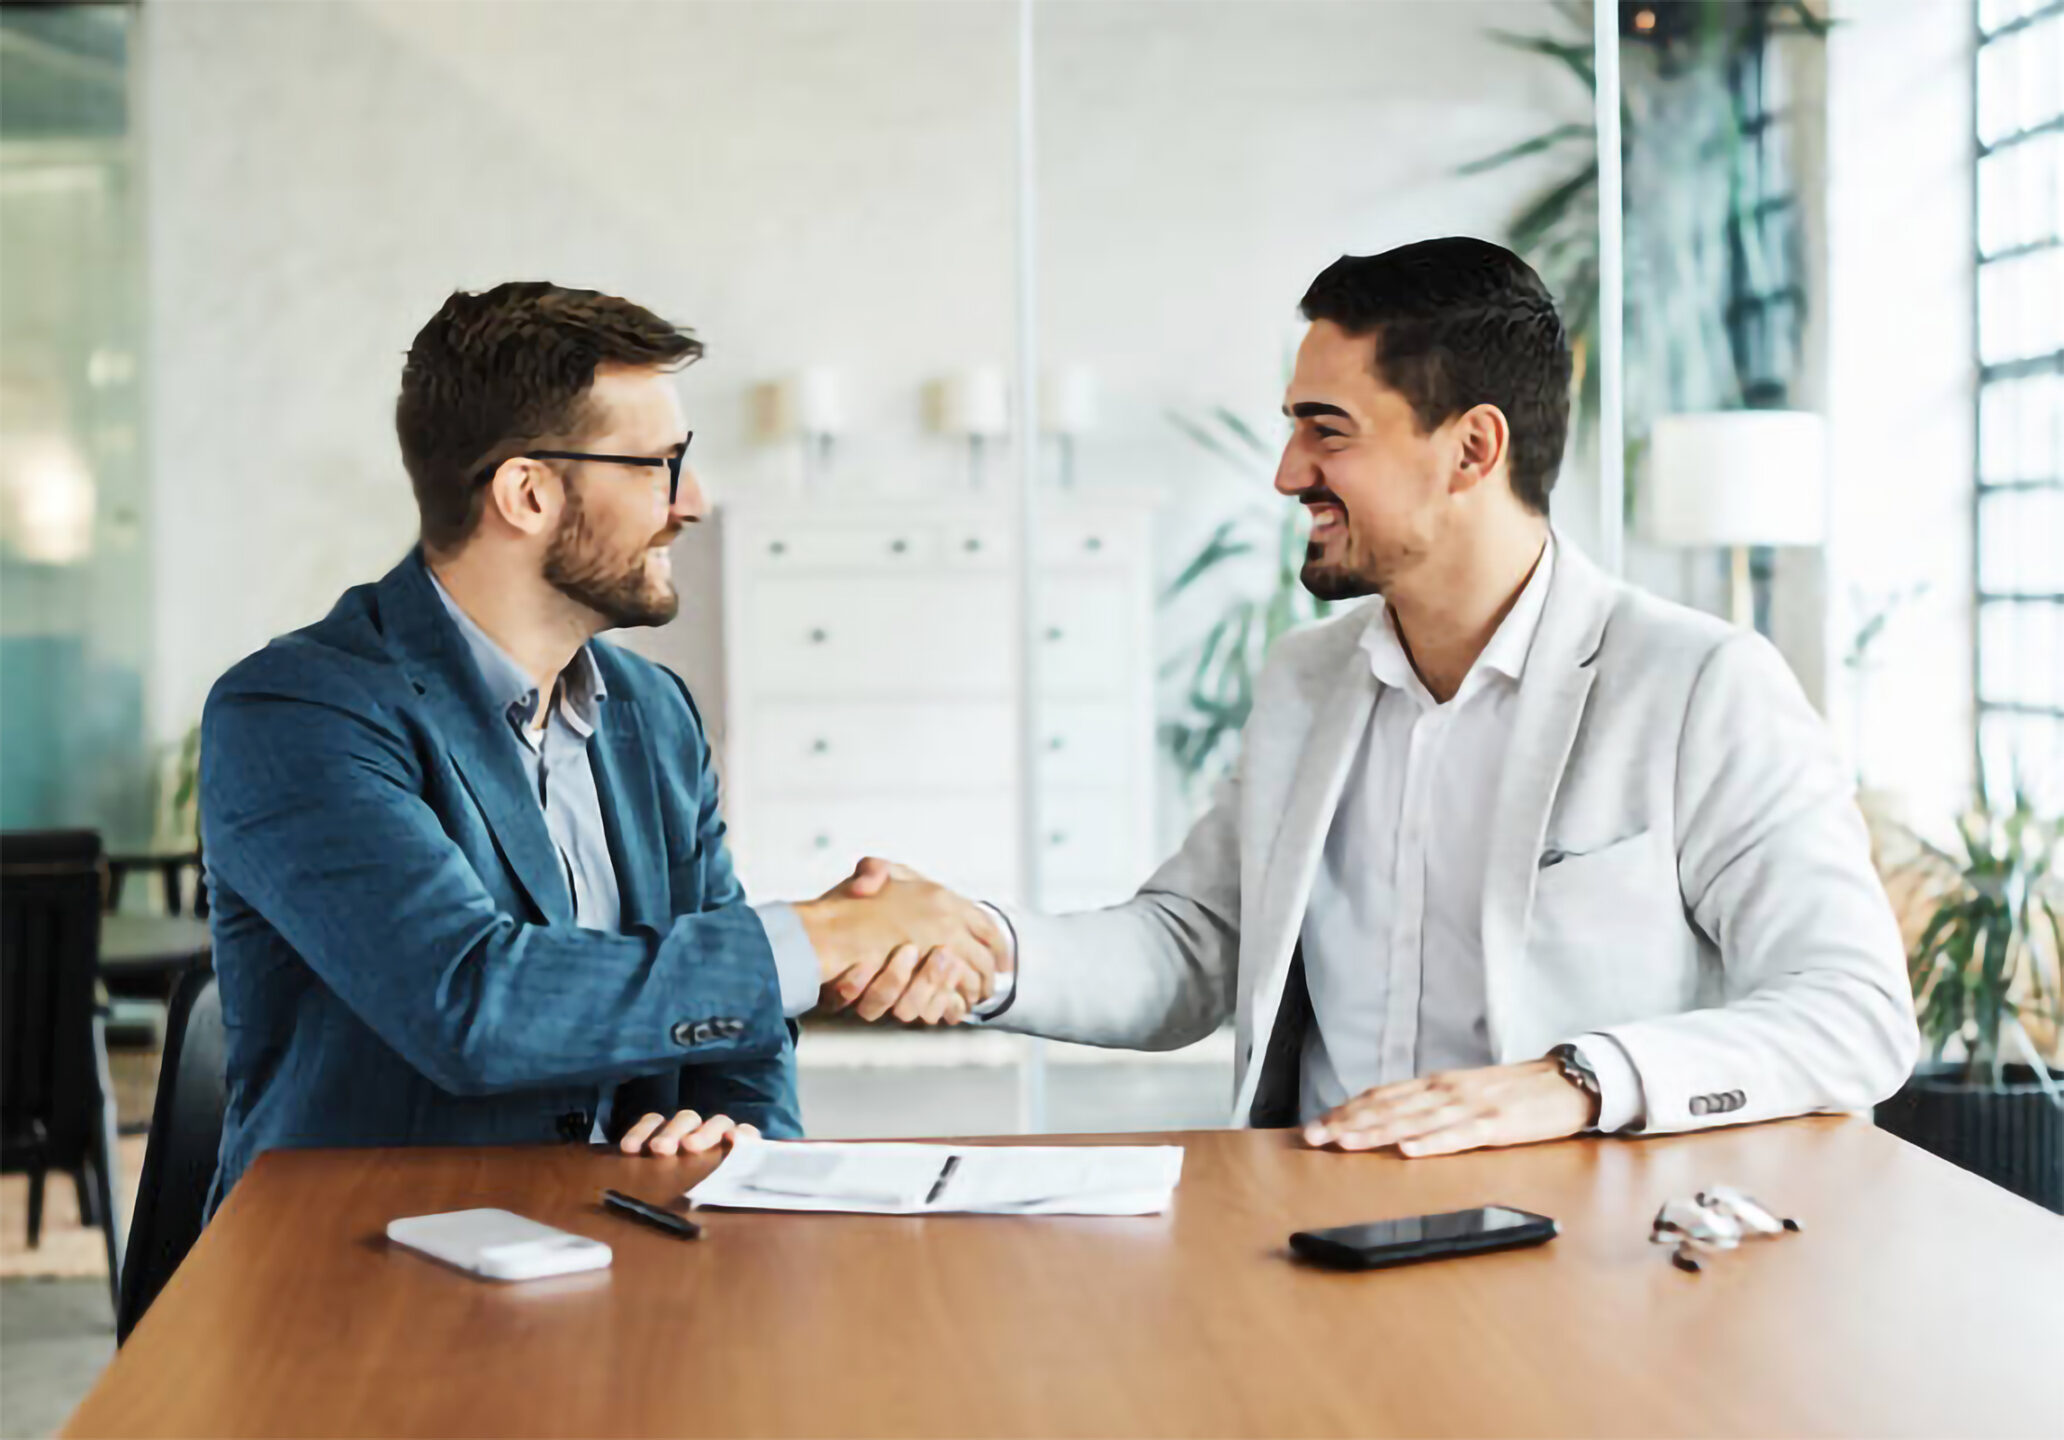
[1036,578,1137,696]
[1033,788,1147,886]
[1037,515,1128,568]
[1034,702,1133,788]
[745,701,1015,795]
[741,523,938,570]
[938,519,1013,571]
[731,795,1018,902]
[742,577,1013,698]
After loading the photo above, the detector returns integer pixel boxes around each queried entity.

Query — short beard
[542,482,680,628]
[1299,546,1380,603]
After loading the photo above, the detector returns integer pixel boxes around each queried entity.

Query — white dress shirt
[1296,538,1643,1130]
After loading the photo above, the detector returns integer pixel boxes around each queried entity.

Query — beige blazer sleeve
[985,770,1244,1052]
[1594,631,1920,1133]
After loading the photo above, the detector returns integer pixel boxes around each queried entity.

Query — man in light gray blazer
[844,236,1918,1157]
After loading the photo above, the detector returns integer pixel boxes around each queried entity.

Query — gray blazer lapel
[1479,535,1615,1057]
[1232,650,1378,1119]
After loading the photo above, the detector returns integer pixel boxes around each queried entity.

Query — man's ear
[1449,404,1511,497]
[481,457,559,539]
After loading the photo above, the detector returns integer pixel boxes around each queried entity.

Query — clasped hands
[793,856,1009,1028]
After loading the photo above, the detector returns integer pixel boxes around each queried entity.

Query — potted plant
[1159,408,1332,798]
[1874,798,2064,1213]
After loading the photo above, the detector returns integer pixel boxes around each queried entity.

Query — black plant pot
[1875,1063,2064,1215]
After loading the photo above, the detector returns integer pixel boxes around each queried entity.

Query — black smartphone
[1289,1205,1557,1271]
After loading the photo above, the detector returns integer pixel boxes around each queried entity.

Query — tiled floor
[1,1052,1230,1437]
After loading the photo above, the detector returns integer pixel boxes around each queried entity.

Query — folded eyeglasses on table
[1650,1185,1802,1273]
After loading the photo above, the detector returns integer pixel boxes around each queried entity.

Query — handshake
[791,858,1011,1027]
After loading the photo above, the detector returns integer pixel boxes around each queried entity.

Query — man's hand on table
[617,1110,759,1156]
[793,857,1011,1027]
[1301,1059,1598,1158]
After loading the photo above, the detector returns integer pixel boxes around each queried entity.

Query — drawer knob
[810,738,830,755]
[769,541,788,556]
[808,628,829,644]
[1046,736,1066,752]
[1048,831,1069,847]
[963,537,983,553]
[890,538,909,554]
[814,834,832,850]
[1084,535,1103,552]
[1044,626,1064,643]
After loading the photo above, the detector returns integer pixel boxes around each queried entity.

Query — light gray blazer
[991,533,1920,1133]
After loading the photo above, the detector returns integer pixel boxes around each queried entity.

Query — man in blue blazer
[201,283,1008,1203]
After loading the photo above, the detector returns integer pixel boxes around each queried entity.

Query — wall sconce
[767,368,845,491]
[1041,364,1097,489]
[935,366,1010,490]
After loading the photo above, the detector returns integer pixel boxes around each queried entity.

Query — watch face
[1554,1046,1599,1092]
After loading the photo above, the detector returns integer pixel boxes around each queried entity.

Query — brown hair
[396,282,702,552]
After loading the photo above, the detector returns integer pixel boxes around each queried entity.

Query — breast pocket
[1529,828,1697,1020]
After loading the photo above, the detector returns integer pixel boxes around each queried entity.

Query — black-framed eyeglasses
[473,431,692,504]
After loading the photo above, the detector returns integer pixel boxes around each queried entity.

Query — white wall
[140,0,1578,757]
[1822,0,1977,837]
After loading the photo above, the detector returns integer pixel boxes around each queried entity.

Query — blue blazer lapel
[589,687,665,933]
[373,553,574,926]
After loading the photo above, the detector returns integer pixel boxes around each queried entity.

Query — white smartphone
[386,1208,612,1282]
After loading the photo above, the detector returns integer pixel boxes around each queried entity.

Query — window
[1974,0,2064,812]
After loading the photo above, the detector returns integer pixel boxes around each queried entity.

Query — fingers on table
[620,1111,756,1156]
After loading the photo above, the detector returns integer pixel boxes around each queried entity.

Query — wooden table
[65,1118,2062,1438]
[97,915,212,980]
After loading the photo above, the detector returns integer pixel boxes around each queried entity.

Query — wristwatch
[1547,1043,1604,1129]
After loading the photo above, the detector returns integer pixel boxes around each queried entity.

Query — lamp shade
[1644,410,1827,548]
[1041,364,1097,436]
[777,368,845,436]
[938,367,1010,437]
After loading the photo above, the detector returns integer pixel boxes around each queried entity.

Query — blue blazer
[201,551,800,1204]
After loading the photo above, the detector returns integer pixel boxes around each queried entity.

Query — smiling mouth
[1304,501,1346,536]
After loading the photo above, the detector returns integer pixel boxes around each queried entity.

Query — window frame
[1972,0,2064,809]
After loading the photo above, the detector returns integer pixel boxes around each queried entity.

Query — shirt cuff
[754,902,822,1020]
[970,902,1019,1019]
[1573,1034,1647,1134]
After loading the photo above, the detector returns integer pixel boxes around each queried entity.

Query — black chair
[1,829,124,1311]
[117,966,224,1343]
[107,847,209,921]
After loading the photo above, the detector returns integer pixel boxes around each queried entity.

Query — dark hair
[396,281,702,551]
[1299,238,1571,514]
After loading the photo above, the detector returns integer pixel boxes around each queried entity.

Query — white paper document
[686,1139,1184,1216]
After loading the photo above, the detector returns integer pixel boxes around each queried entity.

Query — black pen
[602,1188,704,1240]
[924,1155,962,1207]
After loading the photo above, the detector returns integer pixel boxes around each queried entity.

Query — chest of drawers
[711,496,1160,912]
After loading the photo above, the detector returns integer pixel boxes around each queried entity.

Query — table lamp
[1644,410,1827,629]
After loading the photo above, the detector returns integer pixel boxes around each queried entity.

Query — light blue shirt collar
[427,571,607,737]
